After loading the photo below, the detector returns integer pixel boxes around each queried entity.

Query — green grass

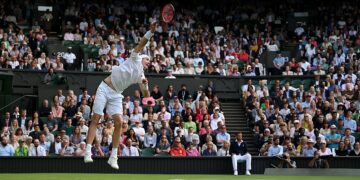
[1,174,359,180]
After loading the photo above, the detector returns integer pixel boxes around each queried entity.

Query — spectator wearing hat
[164,69,176,79]
[63,46,76,70]
[14,139,28,156]
[318,140,332,156]
[326,125,341,150]
[186,142,200,157]
[177,84,190,104]
[75,142,86,156]
[301,138,317,157]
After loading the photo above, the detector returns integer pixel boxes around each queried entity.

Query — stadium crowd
[2,0,360,159]
[0,83,237,157]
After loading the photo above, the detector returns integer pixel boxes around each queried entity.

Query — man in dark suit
[17,109,29,129]
[230,132,252,176]
[1,112,11,130]
[177,84,190,103]
[15,60,30,70]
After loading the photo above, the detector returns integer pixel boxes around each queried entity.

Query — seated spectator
[170,137,186,156]
[318,140,333,156]
[29,139,46,156]
[144,126,157,149]
[301,139,317,157]
[70,127,84,146]
[14,139,28,156]
[268,136,284,156]
[274,152,297,168]
[217,140,231,156]
[126,129,140,149]
[202,141,217,156]
[91,141,104,157]
[326,125,341,150]
[186,142,200,157]
[349,142,360,156]
[59,138,74,156]
[156,135,171,155]
[122,139,139,157]
[49,135,62,155]
[132,121,145,142]
[336,141,349,156]
[0,136,15,156]
[39,134,50,155]
[216,125,230,148]
[75,142,86,156]
[308,151,329,168]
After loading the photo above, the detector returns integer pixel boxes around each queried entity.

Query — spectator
[216,126,230,148]
[326,125,341,150]
[75,142,86,156]
[186,142,200,157]
[301,139,318,157]
[336,141,349,156]
[59,138,74,156]
[308,151,330,168]
[0,136,14,156]
[155,135,170,155]
[122,139,139,157]
[14,139,28,156]
[217,140,231,156]
[201,140,217,157]
[268,136,284,156]
[349,142,360,156]
[144,126,157,149]
[29,139,46,156]
[170,137,186,156]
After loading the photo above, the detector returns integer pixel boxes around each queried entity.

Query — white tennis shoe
[84,152,93,163]
[107,156,119,170]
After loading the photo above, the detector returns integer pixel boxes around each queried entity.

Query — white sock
[86,144,92,153]
[111,147,118,157]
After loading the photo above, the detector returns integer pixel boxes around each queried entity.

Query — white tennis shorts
[92,81,124,116]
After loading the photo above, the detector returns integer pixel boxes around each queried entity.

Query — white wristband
[144,31,153,40]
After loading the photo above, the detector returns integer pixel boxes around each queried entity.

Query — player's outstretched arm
[133,22,157,53]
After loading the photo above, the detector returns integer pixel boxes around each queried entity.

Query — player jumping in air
[84,22,156,169]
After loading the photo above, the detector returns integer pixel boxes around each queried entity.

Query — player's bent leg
[84,113,102,163]
[107,114,123,170]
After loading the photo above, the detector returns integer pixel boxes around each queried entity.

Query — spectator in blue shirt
[273,53,285,75]
[343,111,357,132]
[326,125,341,150]
[268,136,284,156]
[0,136,14,156]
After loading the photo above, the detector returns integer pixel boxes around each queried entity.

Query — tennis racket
[161,3,175,23]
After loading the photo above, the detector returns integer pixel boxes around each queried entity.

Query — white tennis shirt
[111,51,144,93]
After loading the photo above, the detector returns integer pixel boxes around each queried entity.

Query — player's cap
[140,54,150,60]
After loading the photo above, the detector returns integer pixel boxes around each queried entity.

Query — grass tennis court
[1,174,359,180]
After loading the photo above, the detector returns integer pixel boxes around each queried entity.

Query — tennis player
[84,22,156,169]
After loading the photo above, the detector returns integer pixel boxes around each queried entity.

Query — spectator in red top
[170,137,186,156]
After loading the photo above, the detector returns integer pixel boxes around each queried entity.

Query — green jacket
[15,146,29,156]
